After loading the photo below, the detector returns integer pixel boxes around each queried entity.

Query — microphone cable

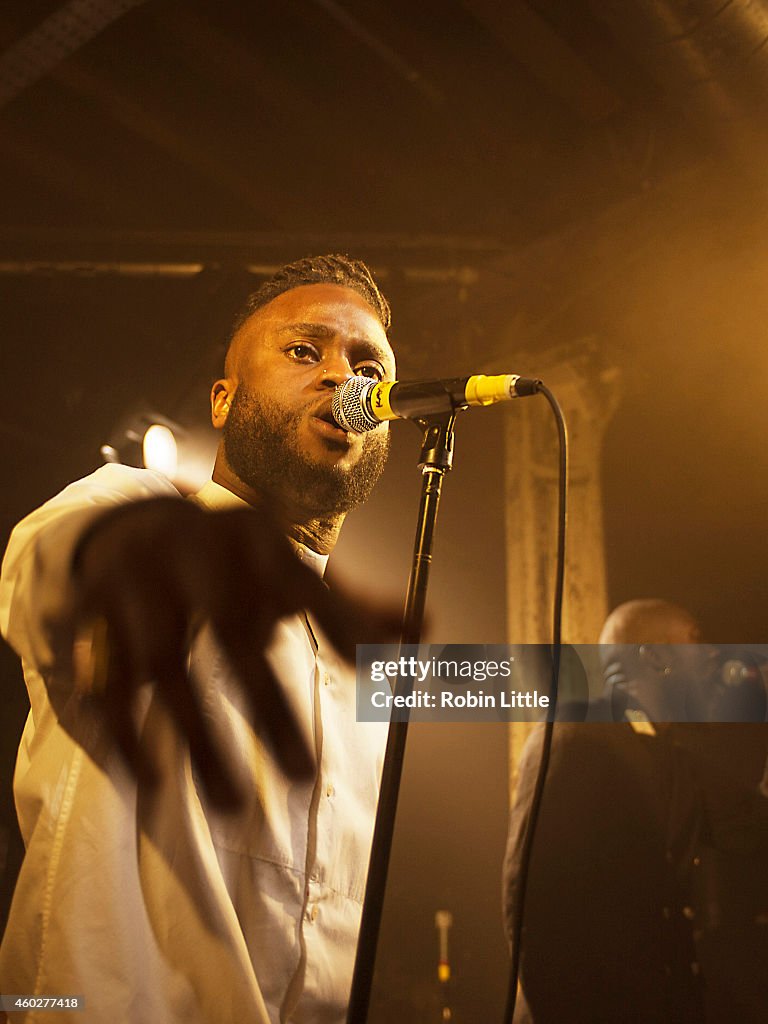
[502,382,568,1024]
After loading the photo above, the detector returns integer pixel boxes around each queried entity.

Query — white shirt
[0,464,387,1023]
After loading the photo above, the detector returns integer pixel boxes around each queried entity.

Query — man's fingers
[242,656,316,782]
[102,689,160,790]
[304,583,403,662]
[211,617,315,782]
[214,510,317,622]
[153,655,247,811]
[116,590,246,809]
[215,513,402,674]
[223,513,403,660]
[80,621,160,789]
[79,608,246,809]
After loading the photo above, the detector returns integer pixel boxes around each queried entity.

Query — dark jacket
[504,711,768,1023]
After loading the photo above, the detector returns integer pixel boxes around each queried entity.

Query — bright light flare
[142,423,178,478]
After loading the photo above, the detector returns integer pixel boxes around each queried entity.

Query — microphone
[331,373,541,434]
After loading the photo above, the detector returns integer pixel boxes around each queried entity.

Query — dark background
[2,2,768,1020]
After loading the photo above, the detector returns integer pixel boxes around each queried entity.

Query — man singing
[0,255,397,1023]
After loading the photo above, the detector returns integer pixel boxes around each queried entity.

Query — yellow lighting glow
[142,424,178,478]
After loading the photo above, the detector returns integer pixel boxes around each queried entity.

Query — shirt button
[311,905,318,922]
[323,672,331,686]
[326,783,334,798]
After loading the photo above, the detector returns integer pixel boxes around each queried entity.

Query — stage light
[101,410,217,492]
[101,412,181,478]
[142,423,178,477]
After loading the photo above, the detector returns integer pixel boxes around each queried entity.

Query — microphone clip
[415,411,458,472]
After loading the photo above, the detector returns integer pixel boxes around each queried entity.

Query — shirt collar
[193,479,250,511]
[192,479,329,576]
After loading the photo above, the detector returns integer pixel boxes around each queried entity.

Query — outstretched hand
[71,497,400,809]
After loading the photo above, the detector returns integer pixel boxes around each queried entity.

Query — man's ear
[211,379,235,429]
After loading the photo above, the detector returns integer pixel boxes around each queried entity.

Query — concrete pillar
[504,343,620,792]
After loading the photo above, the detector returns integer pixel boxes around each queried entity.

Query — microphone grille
[332,376,379,434]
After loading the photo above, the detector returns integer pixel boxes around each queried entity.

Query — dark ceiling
[2,0,768,629]
[2,0,759,247]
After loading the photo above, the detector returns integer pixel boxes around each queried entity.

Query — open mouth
[316,407,343,429]
[311,406,352,445]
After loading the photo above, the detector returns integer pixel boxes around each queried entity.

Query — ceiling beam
[0,225,514,278]
[0,0,149,109]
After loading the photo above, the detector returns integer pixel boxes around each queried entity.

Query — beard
[223,382,391,517]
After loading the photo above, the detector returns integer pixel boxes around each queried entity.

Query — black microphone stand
[346,411,457,1024]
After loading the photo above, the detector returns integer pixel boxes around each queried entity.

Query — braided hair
[229,254,391,344]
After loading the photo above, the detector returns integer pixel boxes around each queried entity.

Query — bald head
[598,600,714,720]
[599,599,701,647]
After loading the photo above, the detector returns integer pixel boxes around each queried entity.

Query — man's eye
[287,344,319,361]
[355,364,384,381]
